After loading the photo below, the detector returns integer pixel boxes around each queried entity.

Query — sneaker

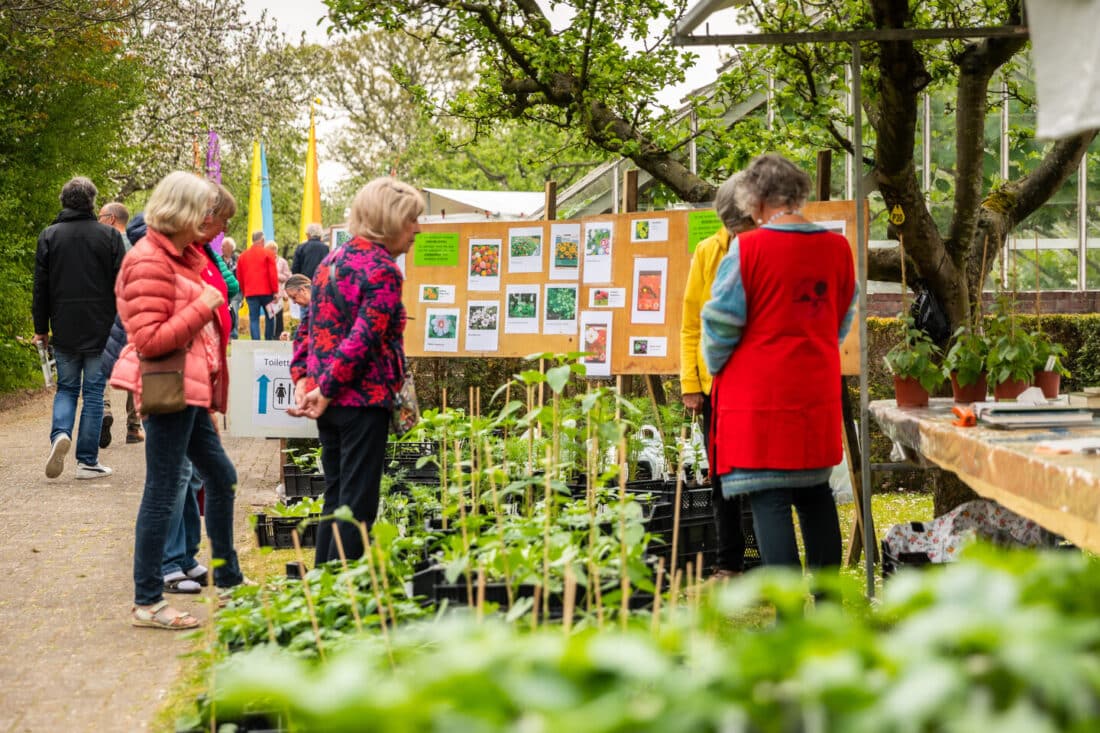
[99,414,113,449]
[126,429,144,444]
[45,434,71,478]
[75,462,113,480]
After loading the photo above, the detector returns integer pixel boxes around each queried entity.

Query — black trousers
[747,482,841,569]
[702,394,746,571]
[314,405,390,565]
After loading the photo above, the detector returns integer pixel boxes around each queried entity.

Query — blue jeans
[162,459,203,576]
[51,350,107,465]
[315,406,390,565]
[747,482,842,570]
[246,294,275,340]
[135,407,242,605]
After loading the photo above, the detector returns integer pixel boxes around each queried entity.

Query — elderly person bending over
[295,177,423,566]
[702,153,858,571]
[111,171,246,629]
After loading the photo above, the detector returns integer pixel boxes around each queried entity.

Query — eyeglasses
[98,213,114,222]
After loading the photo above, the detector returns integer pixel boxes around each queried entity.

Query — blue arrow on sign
[257,374,270,415]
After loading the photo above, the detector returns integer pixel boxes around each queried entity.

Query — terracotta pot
[1033,370,1061,399]
[950,371,988,403]
[993,377,1031,401]
[894,376,930,407]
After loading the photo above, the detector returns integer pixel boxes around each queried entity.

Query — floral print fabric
[883,499,1055,563]
[306,237,405,408]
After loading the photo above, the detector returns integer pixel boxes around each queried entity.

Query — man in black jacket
[290,222,328,281]
[32,177,124,480]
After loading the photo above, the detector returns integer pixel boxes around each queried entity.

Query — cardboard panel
[402,202,863,376]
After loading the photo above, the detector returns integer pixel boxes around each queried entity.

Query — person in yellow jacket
[680,173,754,577]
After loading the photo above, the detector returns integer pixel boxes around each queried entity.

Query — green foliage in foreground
[213,547,1100,732]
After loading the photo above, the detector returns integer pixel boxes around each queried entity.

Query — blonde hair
[211,182,237,219]
[348,177,424,245]
[145,171,214,239]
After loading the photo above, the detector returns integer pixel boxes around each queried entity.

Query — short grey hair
[60,177,97,212]
[714,173,753,233]
[306,222,324,240]
[251,230,265,243]
[734,153,811,219]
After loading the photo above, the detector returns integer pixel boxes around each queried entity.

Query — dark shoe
[126,429,144,444]
[99,414,113,449]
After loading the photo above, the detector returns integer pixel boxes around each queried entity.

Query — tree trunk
[932,469,981,517]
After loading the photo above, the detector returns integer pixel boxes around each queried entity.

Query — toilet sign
[227,341,318,438]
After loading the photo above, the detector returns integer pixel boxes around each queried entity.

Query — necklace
[765,209,800,224]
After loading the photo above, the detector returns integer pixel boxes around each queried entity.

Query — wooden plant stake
[563,564,577,634]
[684,560,694,613]
[1035,233,1041,317]
[650,557,665,634]
[669,568,681,615]
[618,437,630,630]
[331,528,364,633]
[978,234,991,323]
[694,551,704,612]
[291,529,326,661]
[503,383,511,479]
[526,384,535,513]
[899,234,908,311]
[476,564,486,624]
[375,549,397,629]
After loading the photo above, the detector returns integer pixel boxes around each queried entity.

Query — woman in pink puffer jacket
[111,171,245,630]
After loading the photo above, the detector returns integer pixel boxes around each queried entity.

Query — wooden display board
[403,201,862,375]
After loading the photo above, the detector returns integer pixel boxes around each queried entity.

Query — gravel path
[0,388,280,732]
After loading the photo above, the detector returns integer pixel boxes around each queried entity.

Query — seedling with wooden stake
[670,424,687,580]
[476,564,486,623]
[441,389,449,530]
[651,557,665,634]
[483,440,514,607]
[331,528,364,633]
[454,439,475,608]
[355,521,394,640]
[291,529,326,662]
[530,584,541,630]
[618,436,630,630]
[542,447,553,621]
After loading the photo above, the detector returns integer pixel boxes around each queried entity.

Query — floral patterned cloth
[883,499,1056,563]
[306,236,405,408]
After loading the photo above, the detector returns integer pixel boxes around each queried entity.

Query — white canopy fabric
[422,188,545,220]
[1026,0,1100,139]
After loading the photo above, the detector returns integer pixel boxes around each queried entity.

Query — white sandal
[132,599,201,630]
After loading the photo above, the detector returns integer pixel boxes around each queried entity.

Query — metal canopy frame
[671,19,1030,597]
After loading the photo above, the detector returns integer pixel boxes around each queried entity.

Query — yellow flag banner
[299,104,322,242]
[248,140,264,240]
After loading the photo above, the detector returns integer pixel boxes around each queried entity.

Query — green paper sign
[413,232,459,267]
[687,210,722,253]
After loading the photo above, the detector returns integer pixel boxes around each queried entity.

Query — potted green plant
[984,298,1036,401]
[1032,331,1070,399]
[884,313,944,407]
[941,325,989,403]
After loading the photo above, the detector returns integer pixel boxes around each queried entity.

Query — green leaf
[546,364,572,394]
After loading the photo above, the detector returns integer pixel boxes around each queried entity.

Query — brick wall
[868,291,1100,318]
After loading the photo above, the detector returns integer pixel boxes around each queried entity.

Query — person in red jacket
[110,171,247,629]
[236,230,278,340]
[701,153,858,572]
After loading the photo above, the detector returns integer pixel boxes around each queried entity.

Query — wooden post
[622,169,639,213]
[815,149,833,201]
[644,375,666,410]
[842,376,878,566]
[544,181,557,221]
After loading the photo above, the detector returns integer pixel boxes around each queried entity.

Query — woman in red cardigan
[701,154,858,570]
[111,172,246,629]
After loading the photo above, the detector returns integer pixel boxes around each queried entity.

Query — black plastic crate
[285,473,325,501]
[741,504,762,570]
[386,441,439,460]
[253,513,319,549]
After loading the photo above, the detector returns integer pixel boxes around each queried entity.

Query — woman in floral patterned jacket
[294,177,424,565]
